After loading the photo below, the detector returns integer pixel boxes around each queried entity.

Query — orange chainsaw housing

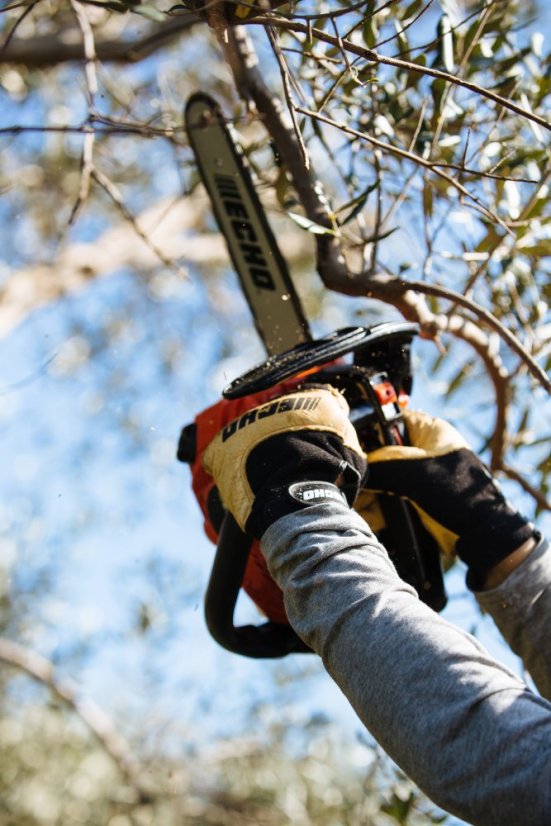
[190,379,307,625]
[190,375,410,625]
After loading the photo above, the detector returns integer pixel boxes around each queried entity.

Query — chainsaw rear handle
[204,512,311,658]
[177,425,311,657]
[206,505,444,660]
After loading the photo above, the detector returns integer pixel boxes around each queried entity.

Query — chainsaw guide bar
[185,93,311,355]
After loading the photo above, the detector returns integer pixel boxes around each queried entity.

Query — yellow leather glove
[202,386,367,538]
[358,410,535,588]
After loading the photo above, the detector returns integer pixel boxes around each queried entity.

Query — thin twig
[0,122,183,137]
[271,0,387,23]
[330,13,354,77]
[265,25,310,169]
[295,106,514,234]
[92,168,187,277]
[252,17,551,133]
[0,636,149,799]
[0,14,197,66]
[316,54,364,113]
[0,0,40,59]
[71,0,98,102]
[368,150,383,274]
[379,101,427,229]
[371,0,433,52]
[69,0,98,225]
[430,162,539,184]
[402,278,551,393]
[68,128,95,225]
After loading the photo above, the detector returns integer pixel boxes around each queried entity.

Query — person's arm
[201,387,551,825]
[474,534,551,699]
[262,504,551,826]
[359,409,551,698]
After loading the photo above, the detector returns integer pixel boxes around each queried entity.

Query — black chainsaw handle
[204,512,311,658]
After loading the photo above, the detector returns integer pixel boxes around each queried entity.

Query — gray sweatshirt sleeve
[474,536,551,700]
[261,503,551,826]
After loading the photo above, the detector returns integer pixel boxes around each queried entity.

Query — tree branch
[92,168,188,278]
[252,16,551,133]
[437,313,510,468]
[68,0,97,225]
[500,463,551,512]
[219,24,351,286]
[0,14,198,67]
[402,278,551,394]
[0,636,149,800]
[0,194,306,340]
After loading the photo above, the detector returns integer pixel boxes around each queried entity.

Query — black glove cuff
[460,513,537,590]
[367,446,537,590]
[244,430,366,538]
[248,481,349,538]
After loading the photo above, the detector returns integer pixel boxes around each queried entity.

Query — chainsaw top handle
[222,322,419,400]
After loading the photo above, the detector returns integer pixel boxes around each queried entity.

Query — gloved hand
[357,409,536,589]
[202,385,367,539]
[181,382,295,623]
[180,382,366,624]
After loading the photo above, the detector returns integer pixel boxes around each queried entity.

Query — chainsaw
[179,93,447,658]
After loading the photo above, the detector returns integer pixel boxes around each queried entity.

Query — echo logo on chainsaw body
[214,174,276,291]
[221,396,321,442]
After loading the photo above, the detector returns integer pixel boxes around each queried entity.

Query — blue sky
[1,8,549,821]
[2,262,547,736]
[1,144,548,826]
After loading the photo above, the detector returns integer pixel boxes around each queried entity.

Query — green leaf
[363,13,379,50]
[495,47,531,74]
[516,244,551,258]
[475,227,503,253]
[423,180,433,218]
[287,212,337,236]
[437,13,454,72]
[402,0,424,21]
[446,360,474,397]
[135,4,166,21]
[80,0,130,11]
[517,406,531,436]
[363,226,398,243]
[274,167,297,210]
[381,789,415,823]
[337,183,378,226]
[393,21,409,54]
[430,77,448,117]
[404,53,426,89]
[461,19,483,60]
